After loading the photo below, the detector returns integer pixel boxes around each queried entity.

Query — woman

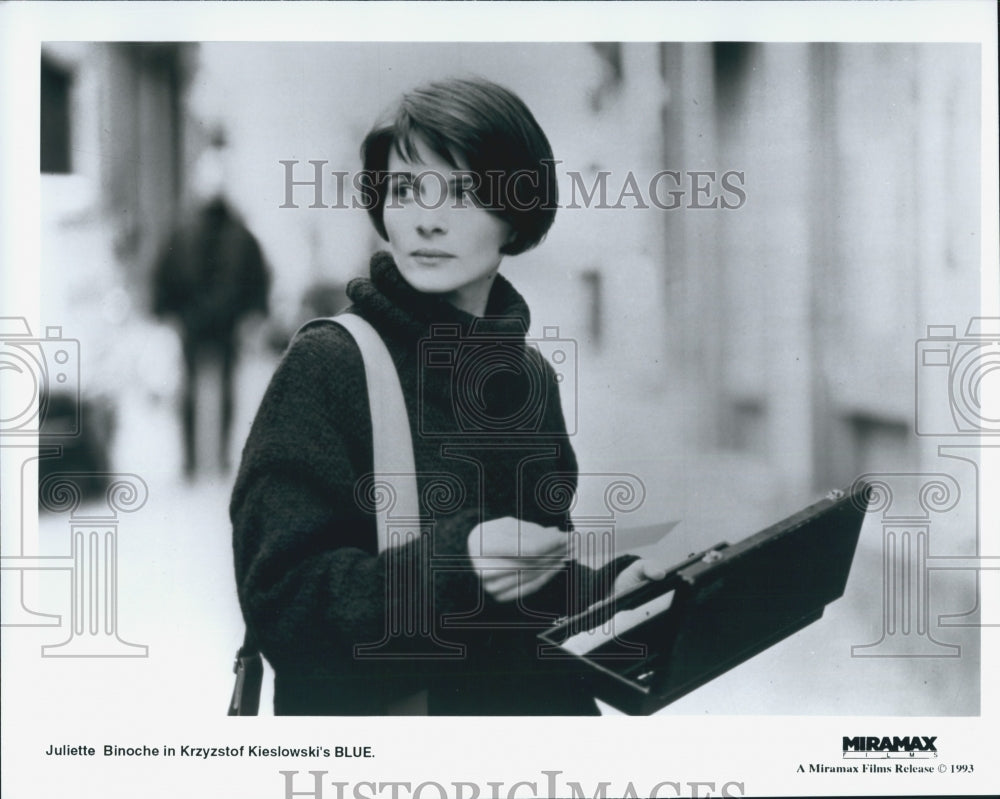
[231,77,661,715]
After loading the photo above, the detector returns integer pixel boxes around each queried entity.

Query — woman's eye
[392,182,413,202]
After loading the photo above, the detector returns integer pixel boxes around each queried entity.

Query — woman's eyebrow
[388,170,474,187]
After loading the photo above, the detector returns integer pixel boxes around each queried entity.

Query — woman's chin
[397,269,460,295]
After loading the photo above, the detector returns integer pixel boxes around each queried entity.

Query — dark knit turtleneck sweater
[231,252,633,715]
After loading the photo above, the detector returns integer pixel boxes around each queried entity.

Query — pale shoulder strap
[330,313,419,552]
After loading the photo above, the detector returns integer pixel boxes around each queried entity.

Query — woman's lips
[410,250,456,265]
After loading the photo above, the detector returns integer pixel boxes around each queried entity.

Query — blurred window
[713,42,755,113]
[41,56,73,174]
[588,43,624,111]
[581,269,604,350]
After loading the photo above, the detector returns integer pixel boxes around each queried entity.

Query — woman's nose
[415,210,447,237]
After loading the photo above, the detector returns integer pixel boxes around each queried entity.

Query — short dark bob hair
[360,77,558,257]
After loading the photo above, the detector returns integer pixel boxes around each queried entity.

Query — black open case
[538,483,872,715]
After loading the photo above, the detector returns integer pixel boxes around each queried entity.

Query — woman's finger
[513,567,561,597]
[479,563,565,602]
[481,571,519,600]
[492,570,558,603]
[471,555,565,575]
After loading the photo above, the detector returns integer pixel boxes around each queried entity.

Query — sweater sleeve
[515,348,639,619]
[230,324,479,675]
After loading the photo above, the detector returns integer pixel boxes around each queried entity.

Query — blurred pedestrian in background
[152,128,270,478]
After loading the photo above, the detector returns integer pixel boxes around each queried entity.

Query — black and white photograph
[1,2,997,798]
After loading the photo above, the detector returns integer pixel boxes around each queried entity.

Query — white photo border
[2,2,997,798]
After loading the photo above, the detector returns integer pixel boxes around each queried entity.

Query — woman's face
[383,137,512,316]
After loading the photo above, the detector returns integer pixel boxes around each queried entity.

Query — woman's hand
[612,559,668,598]
[467,517,571,603]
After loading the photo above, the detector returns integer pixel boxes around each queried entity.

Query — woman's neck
[441,271,498,317]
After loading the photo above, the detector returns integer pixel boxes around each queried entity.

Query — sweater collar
[346,251,531,344]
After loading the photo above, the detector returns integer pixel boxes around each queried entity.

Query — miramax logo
[842,736,938,759]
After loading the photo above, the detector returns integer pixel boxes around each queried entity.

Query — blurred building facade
[650,43,980,500]
[40,43,196,485]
